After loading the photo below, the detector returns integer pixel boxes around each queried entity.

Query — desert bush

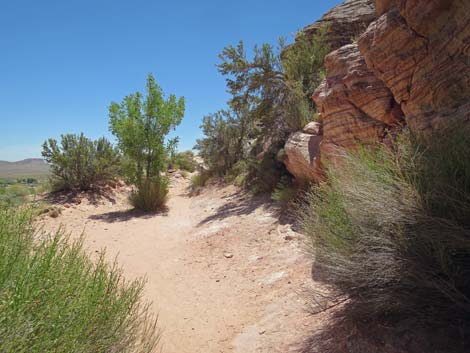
[271,176,302,208]
[109,73,184,211]
[168,150,196,172]
[0,184,31,206]
[190,172,211,190]
[298,125,470,348]
[194,109,248,176]
[225,160,249,186]
[0,205,159,353]
[130,176,169,212]
[196,29,328,187]
[42,133,120,191]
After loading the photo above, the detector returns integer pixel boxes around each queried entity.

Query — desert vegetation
[109,73,185,211]
[194,29,329,195]
[298,124,470,351]
[42,133,120,192]
[167,150,197,172]
[0,204,159,353]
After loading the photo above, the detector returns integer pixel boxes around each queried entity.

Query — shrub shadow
[45,187,118,207]
[197,190,273,225]
[88,207,168,223]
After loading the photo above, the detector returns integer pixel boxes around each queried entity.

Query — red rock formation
[284,123,324,182]
[358,0,470,132]
[313,44,403,149]
[284,0,470,182]
[303,0,377,51]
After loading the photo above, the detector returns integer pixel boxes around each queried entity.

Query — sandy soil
[41,175,322,353]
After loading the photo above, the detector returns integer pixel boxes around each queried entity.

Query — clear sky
[0,0,341,161]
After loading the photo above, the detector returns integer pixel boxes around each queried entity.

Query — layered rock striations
[284,0,470,182]
[303,0,377,51]
[313,44,403,158]
[358,0,470,132]
[284,122,324,182]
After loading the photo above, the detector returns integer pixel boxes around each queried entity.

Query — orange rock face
[302,0,377,51]
[284,129,324,182]
[358,0,470,132]
[313,43,403,150]
[284,0,470,182]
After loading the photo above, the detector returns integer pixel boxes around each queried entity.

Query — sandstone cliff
[284,0,470,182]
[303,0,376,51]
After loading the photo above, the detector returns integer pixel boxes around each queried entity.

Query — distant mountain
[0,158,50,179]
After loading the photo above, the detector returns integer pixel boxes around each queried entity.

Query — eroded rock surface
[358,0,470,132]
[303,0,376,50]
[285,0,470,182]
[284,127,323,182]
[313,43,403,150]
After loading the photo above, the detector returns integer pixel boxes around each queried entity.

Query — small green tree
[42,133,119,191]
[109,73,185,211]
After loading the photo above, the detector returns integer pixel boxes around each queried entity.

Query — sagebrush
[0,205,160,353]
[42,133,119,191]
[298,125,470,351]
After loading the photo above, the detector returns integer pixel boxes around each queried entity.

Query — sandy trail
[42,176,319,352]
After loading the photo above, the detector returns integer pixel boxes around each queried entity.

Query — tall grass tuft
[130,176,169,212]
[0,205,160,353]
[298,124,470,350]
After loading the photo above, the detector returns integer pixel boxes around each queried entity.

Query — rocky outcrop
[358,0,470,132]
[284,0,470,182]
[313,44,403,150]
[302,0,376,50]
[284,123,324,182]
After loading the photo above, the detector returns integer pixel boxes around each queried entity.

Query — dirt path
[42,175,319,352]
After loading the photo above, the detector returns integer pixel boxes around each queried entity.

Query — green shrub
[168,150,196,172]
[0,184,31,206]
[298,125,470,349]
[42,133,120,191]
[190,172,210,190]
[246,150,289,194]
[225,160,249,186]
[130,176,169,212]
[271,179,297,208]
[0,205,159,353]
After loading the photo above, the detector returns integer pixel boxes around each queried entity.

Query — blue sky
[0,0,341,161]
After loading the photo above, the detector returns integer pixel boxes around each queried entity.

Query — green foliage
[129,176,169,212]
[217,28,328,139]
[271,176,304,208]
[109,73,184,211]
[245,148,290,194]
[109,73,185,184]
[225,160,249,187]
[298,125,470,347]
[196,30,328,191]
[0,205,159,353]
[194,110,249,176]
[168,150,196,172]
[42,133,119,191]
[190,172,210,190]
[0,184,31,206]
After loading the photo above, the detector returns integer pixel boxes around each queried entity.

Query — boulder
[303,121,323,135]
[358,0,470,132]
[302,0,377,50]
[284,131,324,182]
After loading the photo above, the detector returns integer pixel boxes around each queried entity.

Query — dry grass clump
[298,124,470,352]
[130,176,169,212]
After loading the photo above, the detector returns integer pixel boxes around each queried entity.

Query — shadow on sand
[88,207,168,223]
[197,189,274,226]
